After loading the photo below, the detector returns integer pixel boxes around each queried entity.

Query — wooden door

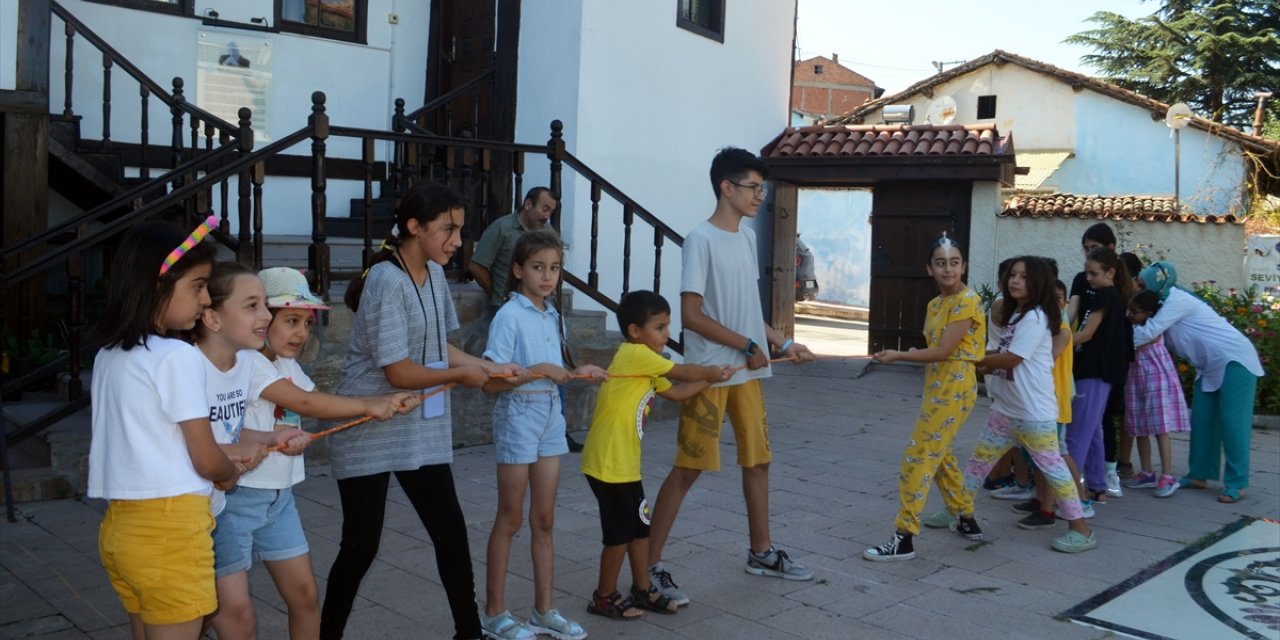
[868,181,971,352]
[769,182,798,339]
[427,0,495,138]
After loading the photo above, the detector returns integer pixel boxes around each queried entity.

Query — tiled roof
[1001,194,1242,224]
[1014,150,1071,191]
[828,50,1280,155]
[761,123,1012,159]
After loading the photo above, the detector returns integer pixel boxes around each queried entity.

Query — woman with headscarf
[1133,262,1263,503]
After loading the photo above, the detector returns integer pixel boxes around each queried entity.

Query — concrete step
[2,400,92,500]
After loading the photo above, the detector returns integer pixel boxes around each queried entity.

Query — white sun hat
[258,267,330,310]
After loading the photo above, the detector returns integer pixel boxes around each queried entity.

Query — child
[210,266,420,640]
[1123,289,1190,498]
[1066,247,1134,509]
[864,234,985,561]
[581,291,729,619]
[967,256,1097,553]
[89,221,254,638]
[191,263,316,635]
[321,182,518,640]
[479,230,606,640]
[647,147,817,607]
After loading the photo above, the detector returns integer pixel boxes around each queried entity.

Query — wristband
[779,339,794,353]
[743,338,758,356]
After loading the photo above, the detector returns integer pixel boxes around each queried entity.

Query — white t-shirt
[88,337,212,500]
[203,352,251,515]
[238,350,310,490]
[681,221,770,387]
[987,308,1057,422]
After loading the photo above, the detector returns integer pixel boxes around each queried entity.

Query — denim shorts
[493,391,567,464]
[212,486,309,577]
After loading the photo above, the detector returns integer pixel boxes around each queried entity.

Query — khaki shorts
[674,379,770,471]
[99,494,217,625]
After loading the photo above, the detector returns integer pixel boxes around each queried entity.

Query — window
[277,0,367,44]
[814,64,824,74]
[84,0,192,16]
[977,95,997,119]
[676,0,724,43]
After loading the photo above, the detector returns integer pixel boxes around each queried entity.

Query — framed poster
[197,30,272,141]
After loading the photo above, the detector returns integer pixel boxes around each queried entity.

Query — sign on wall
[1245,235,1280,290]
[197,30,272,141]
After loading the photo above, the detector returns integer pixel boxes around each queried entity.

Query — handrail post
[588,181,600,289]
[170,77,184,172]
[391,98,405,196]
[63,22,74,116]
[622,204,633,295]
[236,107,253,264]
[66,225,87,401]
[101,53,112,147]
[653,226,663,294]
[309,92,331,300]
[361,137,376,269]
[252,161,265,269]
[547,120,564,232]
[139,85,150,179]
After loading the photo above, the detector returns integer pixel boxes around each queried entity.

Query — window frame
[675,0,724,43]
[275,0,368,45]
[977,95,998,120]
[82,0,194,17]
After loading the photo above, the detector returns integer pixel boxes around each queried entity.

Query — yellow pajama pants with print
[895,362,976,535]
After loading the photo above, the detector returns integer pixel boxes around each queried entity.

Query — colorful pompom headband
[159,214,218,276]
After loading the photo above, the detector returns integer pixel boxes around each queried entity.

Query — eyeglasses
[728,181,768,197]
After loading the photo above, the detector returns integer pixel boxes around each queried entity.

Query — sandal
[587,590,643,620]
[1217,488,1245,503]
[1086,488,1108,504]
[631,584,678,614]
[1180,477,1208,490]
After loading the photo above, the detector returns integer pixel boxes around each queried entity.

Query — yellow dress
[894,288,985,535]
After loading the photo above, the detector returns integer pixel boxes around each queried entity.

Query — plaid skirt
[1124,337,1190,437]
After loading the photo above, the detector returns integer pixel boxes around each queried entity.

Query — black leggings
[319,464,481,640]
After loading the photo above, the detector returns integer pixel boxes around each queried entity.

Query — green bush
[1171,282,1279,415]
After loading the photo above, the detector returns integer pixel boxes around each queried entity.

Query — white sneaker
[1105,471,1123,498]
[648,563,690,606]
[990,483,1035,500]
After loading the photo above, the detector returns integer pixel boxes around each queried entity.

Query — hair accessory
[159,214,218,276]
[938,232,954,249]
[259,267,330,309]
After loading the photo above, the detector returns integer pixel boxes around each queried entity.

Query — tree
[1066,1,1280,129]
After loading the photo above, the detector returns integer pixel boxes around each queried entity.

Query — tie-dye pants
[964,410,1084,521]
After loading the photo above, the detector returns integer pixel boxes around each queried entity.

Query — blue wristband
[779,339,794,353]
[743,339,757,356]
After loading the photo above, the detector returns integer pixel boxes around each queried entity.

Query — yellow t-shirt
[580,343,674,483]
[1053,318,1074,425]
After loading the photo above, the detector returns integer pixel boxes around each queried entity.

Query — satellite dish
[1166,102,1193,129]
[926,96,957,124]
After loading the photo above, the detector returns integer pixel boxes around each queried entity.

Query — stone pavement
[2,357,1278,639]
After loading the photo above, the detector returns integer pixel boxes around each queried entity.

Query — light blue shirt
[484,293,563,392]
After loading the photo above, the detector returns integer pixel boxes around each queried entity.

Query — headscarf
[1138,261,1177,301]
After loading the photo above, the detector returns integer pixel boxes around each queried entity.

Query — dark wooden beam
[16,0,50,93]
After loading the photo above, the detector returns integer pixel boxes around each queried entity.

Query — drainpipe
[1253,92,1272,136]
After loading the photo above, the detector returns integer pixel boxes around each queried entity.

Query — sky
[796,0,1159,96]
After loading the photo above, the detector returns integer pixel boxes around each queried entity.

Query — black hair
[523,186,557,208]
[1082,222,1117,248]
[1055,279,1068,295]
[192,262,257,342]
[998,256,1060,335]
[996,257,1015,282]
[617,290,671,336]
[1086,246,1134,300]
[1130,289,1161,315]
[503,229,565,302]
[709,147,770,198]
[345,181,466,311]
[98,222,217,350]
[1119,252,1143,281]
[927,234,964,262]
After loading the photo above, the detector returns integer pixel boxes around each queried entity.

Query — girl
[480,229,606,640]
[320,183,519,640]
[1066,248,1134,510]
[88,222,254,639]
[966,256,1097,554]
[209,266,420,640]
[1133,262,1262,503]
[192,263,315,635]
[1122,289,1189,498]
[863,234,985,562]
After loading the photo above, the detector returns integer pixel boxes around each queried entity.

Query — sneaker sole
[861,550,915,562]
[1017,520,1056,530]
[524,626,586,640]
[1154,485,1179,499]
[744,565,814,580]
[1126,483,1158,489]
[1010,504,1039,514]
[1051,540,1098,553]
[482,629,535,640]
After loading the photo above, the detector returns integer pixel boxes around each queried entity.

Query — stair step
[0,466,77,502]
[3,401,93,496]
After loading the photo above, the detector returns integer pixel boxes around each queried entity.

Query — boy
[580,291,728,619]
[647,147,817,606]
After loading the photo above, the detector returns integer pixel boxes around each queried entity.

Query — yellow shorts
[674,379,770,471]
[98,494,217,625]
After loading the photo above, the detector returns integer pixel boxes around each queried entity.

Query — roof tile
[761,123,1011,159]
[1001,194,1241,224]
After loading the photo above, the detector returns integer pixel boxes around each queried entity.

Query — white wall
[45,0,430,233]
[967,182,1002,295]
[516,1,796,323]
[973,216,1247,292]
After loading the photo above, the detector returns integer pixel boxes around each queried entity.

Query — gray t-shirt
[329,260,460,479]
[681,221,770,387]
